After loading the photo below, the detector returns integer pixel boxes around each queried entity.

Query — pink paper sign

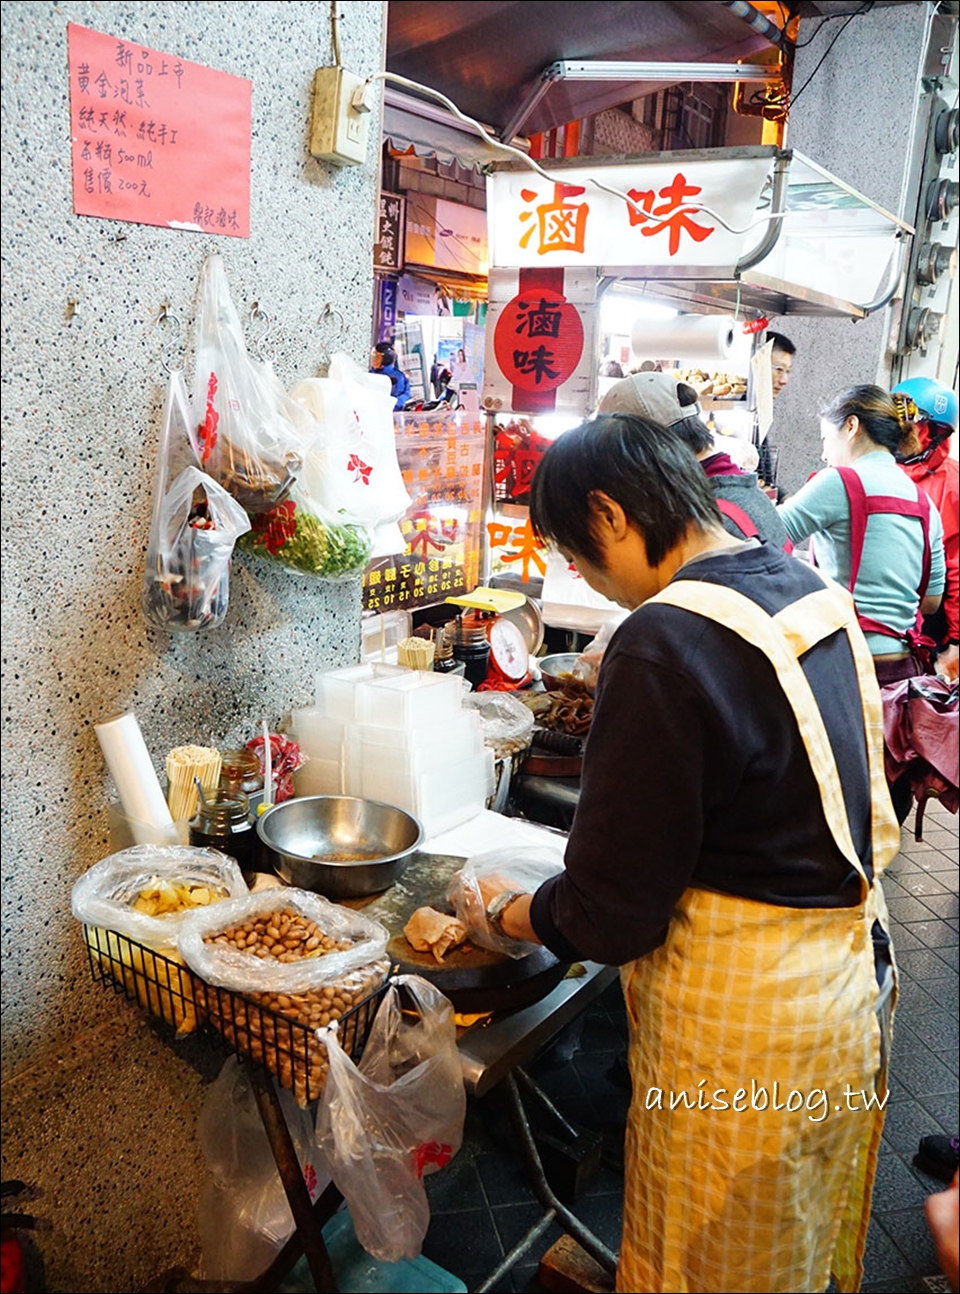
[67,23,252,237]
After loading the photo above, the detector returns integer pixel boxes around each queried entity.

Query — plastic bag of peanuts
[178,889,390,1104]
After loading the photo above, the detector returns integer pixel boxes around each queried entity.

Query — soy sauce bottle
[189,790,256,881]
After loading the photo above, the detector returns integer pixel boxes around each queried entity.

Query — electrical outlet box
[309,66,369,167]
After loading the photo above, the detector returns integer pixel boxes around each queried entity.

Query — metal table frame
[151,961,620,1293]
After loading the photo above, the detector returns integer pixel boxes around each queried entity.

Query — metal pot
[538,652,582,692]
[256,796,424,898]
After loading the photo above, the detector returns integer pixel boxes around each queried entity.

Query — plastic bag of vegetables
[237,478,373,579]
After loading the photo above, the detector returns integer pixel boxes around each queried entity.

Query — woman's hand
[926,1171,960,1293]
[936,643,959,683]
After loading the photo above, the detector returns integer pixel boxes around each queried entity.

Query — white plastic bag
[315,975,466,1263]
[448,846,564,959]
[198,1057,329,1282]
[193,254,306,513]
[177,889,388,994]
[290,354,411,529]
[541,546,626,635]
[71,845,248,950]
[141,369,252,632]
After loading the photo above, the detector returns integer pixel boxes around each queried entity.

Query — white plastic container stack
[290,665,494,836]
[290,663,407,797]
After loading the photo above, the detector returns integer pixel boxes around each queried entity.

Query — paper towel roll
[96,712,174,838]
[631,315,737,365]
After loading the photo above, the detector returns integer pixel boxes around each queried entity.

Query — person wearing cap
[463,413,898,1293]
[599,371,790,550]
[370,341,411,411]
[892,376,959,682]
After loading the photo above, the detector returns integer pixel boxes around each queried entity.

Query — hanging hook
[158,304,182,376]
[316,303,345,368]
[249,301,273,363]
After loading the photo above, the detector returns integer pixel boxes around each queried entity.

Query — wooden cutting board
[342,850,566,1011]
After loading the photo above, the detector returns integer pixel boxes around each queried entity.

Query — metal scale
[444,586,544,690]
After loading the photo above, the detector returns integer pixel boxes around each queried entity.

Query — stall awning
[386,1,781,140]
[383,89,519,172]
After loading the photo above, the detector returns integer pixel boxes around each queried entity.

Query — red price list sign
[67,24,252,237]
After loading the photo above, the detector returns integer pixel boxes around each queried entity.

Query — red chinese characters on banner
[518,183,590,256]
[493,291,584,393]
[493,418,553,503]
[486,517,547,585]
[67,23,251,236]
[625,172,715,257]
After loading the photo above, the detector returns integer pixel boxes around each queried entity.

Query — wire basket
[83,925,389,1106]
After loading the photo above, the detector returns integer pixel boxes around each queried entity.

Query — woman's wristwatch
[485,890,527,935]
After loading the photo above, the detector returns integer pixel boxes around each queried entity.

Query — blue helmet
[891,376,958,432]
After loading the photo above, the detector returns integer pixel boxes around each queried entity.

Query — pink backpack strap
[716,497,759,539]
[833,465,934,644]
[834,467,868,593]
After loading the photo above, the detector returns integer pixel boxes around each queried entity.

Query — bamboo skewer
[166,745,222,822]
[397,637,436,672]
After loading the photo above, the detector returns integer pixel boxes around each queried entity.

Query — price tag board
[67,23,252,236]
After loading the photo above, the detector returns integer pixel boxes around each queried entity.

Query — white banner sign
[482,267,597,416]
[487,157,774,269]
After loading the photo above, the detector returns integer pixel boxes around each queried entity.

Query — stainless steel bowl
[538,652,582,692]
[256,796,424,898]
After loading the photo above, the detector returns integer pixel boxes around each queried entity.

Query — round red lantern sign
[493,291,584,392]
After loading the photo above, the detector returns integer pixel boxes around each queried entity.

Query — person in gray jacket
[599,371,790,550]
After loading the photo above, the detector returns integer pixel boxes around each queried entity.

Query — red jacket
[903,445,959,642]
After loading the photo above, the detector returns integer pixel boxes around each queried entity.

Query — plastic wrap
[71,845,248,950]
[177,888,388,993]
[448,846,564,959]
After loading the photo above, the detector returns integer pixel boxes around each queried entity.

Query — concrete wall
[772,2,932,494]
[0,2,385,1287]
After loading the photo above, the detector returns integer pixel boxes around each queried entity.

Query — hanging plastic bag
[197,1056,329,1282]
[448,847,565,959]
[141,370,251,631]
[315,975,466,1263]
[238,476,373,580]
[193,254,305,513]
[290,353,411,529]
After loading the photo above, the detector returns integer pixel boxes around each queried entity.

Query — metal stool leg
[501,1072,618,1276]
[249,1069,339,1294]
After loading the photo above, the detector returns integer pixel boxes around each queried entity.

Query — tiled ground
[421,799,959,1293]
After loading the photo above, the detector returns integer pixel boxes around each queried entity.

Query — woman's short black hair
[529,414,720,569]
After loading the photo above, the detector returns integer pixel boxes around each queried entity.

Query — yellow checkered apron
[616,578,900,1294]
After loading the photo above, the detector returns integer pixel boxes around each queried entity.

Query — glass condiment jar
[433,622,457,673]
[450,612,491,688]
[219,749,264,798]
[189,790,257,880]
